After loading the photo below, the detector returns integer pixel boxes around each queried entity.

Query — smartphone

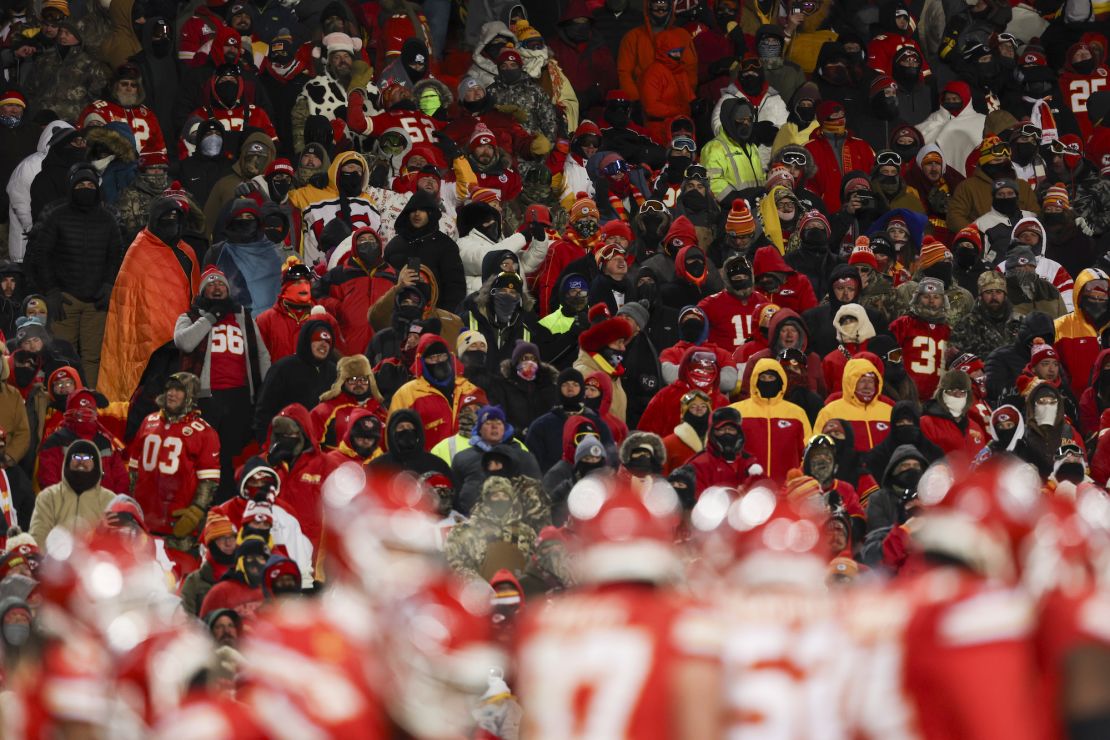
[407,256,421,273]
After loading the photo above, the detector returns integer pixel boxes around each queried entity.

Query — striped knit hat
[765,163,794,191]
[470,187,499,205]
[1042,182,1070,209]
[569,192,599,223]
[0,89,26,108]
[848,237,878,270]
[725,199,756,235]
[784,469,823,503]
[917,236,951,270]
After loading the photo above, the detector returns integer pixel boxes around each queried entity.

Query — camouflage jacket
[487,78,561,144]
[1073,176,1110,238]
[115,172,168,246]
[860,273,901,327]
[26,45,109,123]
[895,280,975,326]
[512,474,552,534]
[445,476,537,579]
[950,302,1021,359]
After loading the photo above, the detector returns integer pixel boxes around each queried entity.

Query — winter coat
[919,373,988,454]
[457,205,548,295]
[180,559,223,616]
[637,345,731,438]
[984,311,1056,404]
[918,101,987,177]
[1055,269,1109,400]
[0,361,30,465]
[523,404,615,471]
[389,335,481,450]
[639,28,695,143]
[98,216,199,403]
[25,40,109,124]
[574,350,628,424]
[616,1,697,99]
[315,229,397,355]
[456,276,549,371]
[662,422,704,475]
[702,127,765,201]
[29,476,117,547]
[25,188,123,303]
[7,122,73,262]
[262,403,331,563]
[368,408,452,476]
[252,320,338,439]
[861,400,946,482]
[451,436,543,517]
[864,444,929,536]
[686,445,763,495]
[738,307,825,399]
[445,475,538,579]
[548,2,619,117]
[805,129,876,212]
[383,191,467,313]
[947,165,1040,233]
[203,132,277,238]
[751,245,818,313]
[734,358,813,483]
[950,300,1021,361]
[486,360,560,436]
[814,358,894,451]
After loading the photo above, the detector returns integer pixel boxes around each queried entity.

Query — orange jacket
[639,28,695,142]
[617,0,697,99]
[99,228,199,402]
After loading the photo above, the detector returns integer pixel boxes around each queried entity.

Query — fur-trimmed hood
[85,124,138,163]
[413,76,454,108]
[578,316,634,354]
[619,431,665,466]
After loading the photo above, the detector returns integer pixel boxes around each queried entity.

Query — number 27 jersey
[129,412,220,535]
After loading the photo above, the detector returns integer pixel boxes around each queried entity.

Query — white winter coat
[6,120,72,262]
[457,229,549,293]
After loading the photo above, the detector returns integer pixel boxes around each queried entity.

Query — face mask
[73,188,98,207]
[680,189,707,212]
[877,174,900,196]
[801,227,827,250]
[892,424,917,444]
[226,218,257,242]
[575,458,606,478]
[599,347,623,368]
[942,392,966,418]
[756,375,783,398]
[215,79,239,106]
[679,320,703,342]
[892,65,919,86]
[584,394,602,411]
[606,106,630,127]
[1057,461,1085,483]
[501,68,523,84]
[795,104,816,125]
[956,246,978,268]
[808,455,835,482]
[992,197,1018,217]
[199,133,223,157]
[1034,401,1058,426]
[739,72,764,95]
[729,275,753,293]
[0,115,20,128]
[942,99,963,114]
[872,95,899,119]
[575,219,599,238]
[64,465,100,494]
[493,292,521,323]
[1041,212,1066,227]
[893,468,921,490]
[712,431,742,459]
[684,256,705,278]
[269,178,291,202]
[564,23,590,43]
[394,427,420,452]
[981,161,1012,180]
[462,97,487,113]
[1012,142,1036,164]
[1074,58,1097,75]
[3,622,29,646]
[683,410,709,437]
[1082,295,1110,325]
[667,155,691,180]
[337,170,363,197]
[426,360,454,383]
[516,359,538,381]
[637,280,658,302]
[1025,81,1053,98]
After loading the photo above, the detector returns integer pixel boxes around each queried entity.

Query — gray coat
[174,307,271,399]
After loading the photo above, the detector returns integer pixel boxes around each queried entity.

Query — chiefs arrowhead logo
[777,419,791,429]
[876,422,889,431]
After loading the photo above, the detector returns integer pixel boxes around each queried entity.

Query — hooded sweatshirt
[814,358,893,450]
[734,358,812,482]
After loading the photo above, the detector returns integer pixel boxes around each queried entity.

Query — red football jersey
[78,100,168,157]
[890,315,950,399]
[367,110,444,146]
[514,583,719,740]
[1060,66,1110,139]
[129,411,220,535]
[698,290,769,349]
[208,315,248,391]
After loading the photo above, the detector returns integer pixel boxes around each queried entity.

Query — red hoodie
[317,226,396,355]
[638,345,730,437]
[265,404,331,555]
[751,246,818,314]
[583,372,629,444]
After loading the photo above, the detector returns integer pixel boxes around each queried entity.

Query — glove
[528,221,547,241]
[495,103,530,124]
[751,120,778,146]
[308,172,329,188]
[171,504,206,539]
[927,187,949,216]
[93,283,112,311]
[45,290,71,322]
[268,440,295,467]
[433,130,463,162]
[530,133,552,157]
[708,57,735,78]
[234,180,260,196]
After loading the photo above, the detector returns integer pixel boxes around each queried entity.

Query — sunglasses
[875,150,903,166]
[601,159,630,177]
[779,151,809,166]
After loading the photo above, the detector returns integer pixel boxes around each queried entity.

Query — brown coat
[947,166,1040,233]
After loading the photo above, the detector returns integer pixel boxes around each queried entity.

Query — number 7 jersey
[129,411,221,535]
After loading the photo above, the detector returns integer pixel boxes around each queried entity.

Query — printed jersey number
[130,117,150,150]
[1069,77,1108,113]
[210,324,245,354]
[908,336,946,376]
[521,628,653,738]
[732,314,751,346]
[400,117,438,144]
[141,434,183,475]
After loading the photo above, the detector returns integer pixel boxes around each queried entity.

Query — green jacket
[702,131,765,200]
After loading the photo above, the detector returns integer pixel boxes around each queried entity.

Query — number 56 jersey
[129,411,220,535]
[513,583,721,740]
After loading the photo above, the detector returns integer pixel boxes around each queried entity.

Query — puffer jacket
[616,0,697,99]
[1055,269,1110,400]
[456,201,546,294]
[388,334,481,450]
[734,358,812,482]
[28,128,89,222]
[456,273,548,371]
[98,199,199,402]
[26,174,124,303]
[487,358,560,436]
[382,190,467,313]
[639,28,694,143]
[7,122,73,262]
[947,163,1040,233]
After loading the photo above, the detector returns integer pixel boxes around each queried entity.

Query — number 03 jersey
[129,411,220,535]
[513,583,720,740]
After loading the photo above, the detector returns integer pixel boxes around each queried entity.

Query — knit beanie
[1042,182,1070,210]
[916,237,950,271]
[725,199,756,235]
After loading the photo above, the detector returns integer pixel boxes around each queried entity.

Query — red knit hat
[266,158,295,177]
[468,123,497,150]
[599,220,633,243]
[953,225,983,255]
[0,89,27,108]
[917,236,951,270]
[848,237,879,270]
[470,187,499,205]
[816,100,845,123]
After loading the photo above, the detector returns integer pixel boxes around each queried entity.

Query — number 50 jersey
[129,411,220,535]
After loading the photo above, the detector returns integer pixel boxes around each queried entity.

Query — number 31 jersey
[129,411,220,535]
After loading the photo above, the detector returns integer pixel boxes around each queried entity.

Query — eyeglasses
[875,150,903,166]
[640,200,666,213]
[684,164,708,180]
[601,159,630,177]
[779,151,809,167]
[346,376,371,385]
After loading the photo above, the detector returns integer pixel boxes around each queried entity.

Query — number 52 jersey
[129,411,220,535]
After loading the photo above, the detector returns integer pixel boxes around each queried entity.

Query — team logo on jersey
[182,426,193,436]
[876,422,889,431]
[498,174,508,183]
[777,419,792,429]
[1100,68,1108,78]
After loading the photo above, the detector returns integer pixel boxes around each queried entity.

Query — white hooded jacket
[7,120,73,261]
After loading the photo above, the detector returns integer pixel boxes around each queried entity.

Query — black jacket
[486,360,560,436]
[985,311,1055,404]
[369,408,451,477]
[524,404,615,471]
[28,129,86,222]
[253,319,337,439]
[382,191,467,313]
[801,264,889,357]
[862,400,946,481]
[25,178,124,302]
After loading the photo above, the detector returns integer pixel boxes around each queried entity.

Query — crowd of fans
[0,0,1109,735]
